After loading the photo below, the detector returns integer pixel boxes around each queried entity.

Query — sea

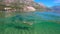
[0,11,60,34]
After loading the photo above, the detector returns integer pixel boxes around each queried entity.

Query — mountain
[51,6,60,13]
[52,6,60,11]
[0,0,46,11]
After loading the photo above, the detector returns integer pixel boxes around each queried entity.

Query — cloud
[54,0,60,3]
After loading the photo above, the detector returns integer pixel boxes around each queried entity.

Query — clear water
[0,11,60,34]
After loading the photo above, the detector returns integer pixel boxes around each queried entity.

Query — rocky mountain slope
[0,0,46,11]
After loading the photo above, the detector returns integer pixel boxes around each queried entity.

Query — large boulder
[23,6,36,12]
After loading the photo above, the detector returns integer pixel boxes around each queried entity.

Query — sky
[34,0,60,7]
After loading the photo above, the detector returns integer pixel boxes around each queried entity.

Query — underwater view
[0,0,60,34]
[0,11,60,34]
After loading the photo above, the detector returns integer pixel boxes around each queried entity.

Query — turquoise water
[0,11,60,34]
